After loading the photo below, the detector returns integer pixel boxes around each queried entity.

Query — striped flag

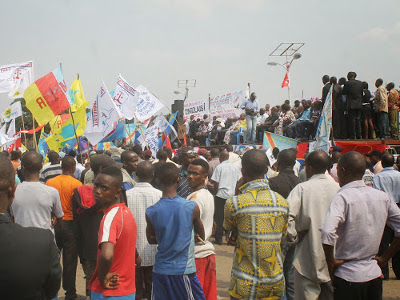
[263,132,297,151]
[24,65,71,126]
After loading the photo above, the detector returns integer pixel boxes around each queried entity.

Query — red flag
[281,66,289,88]
[183,133,187,147]
[165,133,172,149]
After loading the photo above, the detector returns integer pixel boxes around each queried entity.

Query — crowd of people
[186,72,400,145]
[1,141,400,300]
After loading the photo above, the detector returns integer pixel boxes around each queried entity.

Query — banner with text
[183,99,209,120]
[209,90,244,119]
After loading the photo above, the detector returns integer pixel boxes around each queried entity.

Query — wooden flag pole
[32,115,38,150]
[138,122,150,150]
[69,108,84,164]
[20,114,27,147]
[120,120,134,145]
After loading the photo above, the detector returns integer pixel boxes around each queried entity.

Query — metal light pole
[174,79,196,102]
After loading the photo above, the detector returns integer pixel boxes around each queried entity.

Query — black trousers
[333,276,382,300]
[55,220,78,300]
[378,225,400,279]
[347,109,362,139]
[136,265,153,300]
[332,110,345,139]
[214,196,227,242]
[81,259,96,296]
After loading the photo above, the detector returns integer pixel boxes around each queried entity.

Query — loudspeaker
[172,99,184,124]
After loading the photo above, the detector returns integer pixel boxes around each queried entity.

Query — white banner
[0,61,34,97]
[135,85,165,122]
[2,101,22,122]
[153,113,169,133]
[84,82,120,145]
[313,86,333,154]
[112,74,139,120]
[184,99,209,120]
[143,124,159,157]
[209,90,244,119]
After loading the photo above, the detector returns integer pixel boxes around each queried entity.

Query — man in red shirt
[88,166,138,300]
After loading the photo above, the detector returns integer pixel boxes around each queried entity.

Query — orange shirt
[46,174,82,221]
[11,160,20,173]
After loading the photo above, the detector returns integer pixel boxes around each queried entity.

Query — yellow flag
[69,78,89,112]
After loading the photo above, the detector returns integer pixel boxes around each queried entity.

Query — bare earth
[60,242,400,299]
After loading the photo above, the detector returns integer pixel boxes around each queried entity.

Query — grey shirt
[12,181,64,233]
[321,180,400,282]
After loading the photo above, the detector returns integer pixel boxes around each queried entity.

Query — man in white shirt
[257,108,268,125]
[287,150,339,300]
[187,159,217,300]
[322,151,400,299]
[127,161,162,300]
[12,151,64,233]
[211,150,241,244]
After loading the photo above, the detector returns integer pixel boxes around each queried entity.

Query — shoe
[213,239,222,245]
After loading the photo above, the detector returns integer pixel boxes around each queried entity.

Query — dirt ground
[60,241,400,299]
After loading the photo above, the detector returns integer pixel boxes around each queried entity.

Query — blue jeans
[283,244,295,300]
[246,115,257,143]
[378,111,390,138]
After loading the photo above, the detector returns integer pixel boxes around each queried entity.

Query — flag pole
[138,122,150,150]
[20,114,27,147]
[120,120,134,145]
[32,114,38,150]
[69,108,84,164]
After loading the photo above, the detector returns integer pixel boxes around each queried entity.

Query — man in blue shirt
[373,152,400,279]
[146,162,206,300]
[241,92,259,143]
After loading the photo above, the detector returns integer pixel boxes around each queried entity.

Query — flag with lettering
[0,60,34,96]
[112,74,140,120]
[2,101,22,122]
[135,85,165,122]
[24,65,71,126]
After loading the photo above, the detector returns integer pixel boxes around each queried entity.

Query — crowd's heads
[347,72,357,80]
[260,108,266,115]
[181,147,197,168]
[47,151,60,164]
[387,82,395,91]
[239,113,246,120]
[281,103,290,112]
[366,150,382,165]
[131,144,143,157]
[226,145,233,152]
[322,75,330,84]
[330,76,337,85]
[331,151,341,164]
[61,156,76,174]
[242,149,268,180]
[272,147,280,159]
[304,150,330,179]
[156,149,168,162]
[10,150,21,161]
[219,150,230,163]
[68,150,77,158]
[136,161,154,182]
[375,78,383,88]
[94,166,123,207]
[187,158,209,190]
[210,148,220,158]
[338,77,347,85]
[0,154,16,211]
[143,149,152,160]
[277,149,296,170]
[362,81,369,90]
[250,92,256,101]
[21,151,43,175]
[90,154,115,176]
[158,162,180,187]
[294,100,300,108]
[381,153,395,168]
[121,150,139,174]
[337,151,366,187]
[265,104,270,110]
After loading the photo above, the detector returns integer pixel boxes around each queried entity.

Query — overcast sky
[1,0,399,113]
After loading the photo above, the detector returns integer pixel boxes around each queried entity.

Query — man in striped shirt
[40,151,62,183]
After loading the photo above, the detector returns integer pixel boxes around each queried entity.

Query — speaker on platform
[172,99,184,124]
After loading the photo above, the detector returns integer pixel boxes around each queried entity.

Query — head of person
[93,166,122,208]
[10,150,21,161]
[303,101,310,110]
[210,148,220,158]
[157,162,180,190]
[1,150,9,158]
[164,148,173,160]
[386,82,395,91]
[381,153,394,168]
[0,154,17,213]
[271,107,278,115]
[219,150,230,163]
[322,75,330,85]
[61,156,76,175]
[203,114,208,120]
[90,154,116,178]
[375,78,383,88]
[250,92,256,101]
[171,142,179,150]
[21,151,43,178]
[121,150,139,175]
[187,158,209,191]
[143,149,152,161]
[190,115,195,121]
[68,150,77,158]
[272,147,280,159]
[347,72,357,80]
[239,113,246,120]
[259,108,266,115]
[276,149,296,171]
[132,144,143,158]
[156,149,168,163]
[265,104,270,111]
[281,103,290,113]
[136,161,154,183]
[297,105,304,114]
[284,100,290,106]
[294,100,300,108]
[330,76,337,85]
[338,77,347,86]
[226,145,233,153]
[46,150,60,165]
[181,147,197,170]
[242,149,268,182]
[337,151,366,187]
[331,151,341,164]
[304,150,330,179]
[366,150,382,165]
[362,81,369,90]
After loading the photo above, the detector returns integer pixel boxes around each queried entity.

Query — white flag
[2,101,23,122]
[84,82,120,146]
[313,86,333,154]
[135,85,165,122]
[7,119,16,138]
[153,113,169,133]
[143,124,160,157]
[0,61,34,95]
[112,74,140,120]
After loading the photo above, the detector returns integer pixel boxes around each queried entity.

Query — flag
[84,82,120,146]
[263,132,297,151]
[183,133,187,146]
[313,86,333,153]
[2,101,23,122]
[7,118,16,138]
[281,65,289,88]
[113,74,140,120]
[135,85,165,122]
[245,83,250,99]
[165,133,172,149]
[143,125,160,157]
[0,61,33,95]
[24,65,71,126]
[38,130,50,158]
[69,77,89,112]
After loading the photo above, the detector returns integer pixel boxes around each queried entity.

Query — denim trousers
[246,115,257,143]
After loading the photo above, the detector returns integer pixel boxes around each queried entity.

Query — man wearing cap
[367,150,383,174]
